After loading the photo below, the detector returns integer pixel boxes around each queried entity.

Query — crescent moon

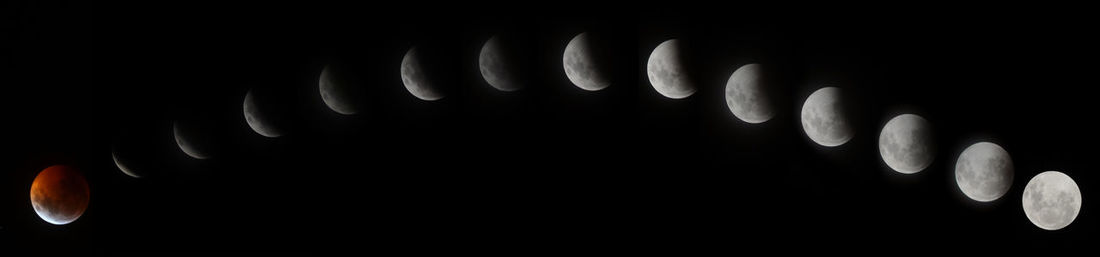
[646,39,695,99]
[319,65,358,115]
[479,36,520,92]
[174,121,211,160]
[243,89,283,138]
[563,32,610,91]
[112,147,142,178]
[401,47,445,101]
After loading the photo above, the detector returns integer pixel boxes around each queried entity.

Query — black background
[1,1,1097,253]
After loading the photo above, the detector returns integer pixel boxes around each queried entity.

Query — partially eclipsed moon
[319,65,358,115]
[174,121,211,160]
[112,147,142,178]
[725,63,774,124]
[1022,171,1082,230]
[243,89,283,138]
[563,32,610,91]
[30,165,90,225]
[646,39,695,99]
[878,114,934,174]
[955,142,1013,202]
[800,87,851,146]
[479,36,520,92]
[401,47,444,101]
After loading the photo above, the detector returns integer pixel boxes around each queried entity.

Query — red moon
[30,165,90,225]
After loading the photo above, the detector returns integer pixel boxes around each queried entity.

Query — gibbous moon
[30,165,90,225]
[174,121,211,160]
[563,32,610,91]
[319,65,358,115]
[401,47,444,101]
[800,87,851,146]
[243,89,283,138]
[646,39,695,99]
[725,63,774,124]
[1022,171,1082,230]
[955,142,1013,202]
[112,147,142,178]
[479,36,520,92]
[878,114,934,174]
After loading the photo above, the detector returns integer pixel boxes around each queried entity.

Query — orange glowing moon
[30,165,90,225]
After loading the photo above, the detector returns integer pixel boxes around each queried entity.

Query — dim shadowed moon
[401,47,444,101]
[1022,171,1082,230]
[243,89,283,138]
[112,147,142,178]
[878,114,934,174]
[319,65,358,115]
[800,87,851,146]
[479,36,520,92]
[30,165,90,225]
[955,142,1013,202]
[725,63,774,124]
[646,39,694,99]
[563,32,609,91]
[174,121,211,160]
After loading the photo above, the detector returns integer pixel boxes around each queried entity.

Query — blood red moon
[30,165,90,225]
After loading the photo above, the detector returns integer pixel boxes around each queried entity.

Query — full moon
[401,47,444,101]
[479,36,520,92]
[243,89,283,138]
[878,114,934,174]
[111,147,142,178]
[563,32,610,91]
[646,39,695,99]
[725,63,774,124]
[1022,171,1082,230]
[174,121,211,160]
[800,86,851,146]
[30,165,90,225]
[319,65,358,115]
[955,142,1013,202]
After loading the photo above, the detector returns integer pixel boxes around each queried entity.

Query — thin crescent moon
[174,121,211,160]
[243,89,282,138]
[112,147,142,178]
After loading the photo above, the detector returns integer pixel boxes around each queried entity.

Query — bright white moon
[646,39,694,99]
[800,86,851,146]
[955,142,1013,202]
[878,114,934,174]
[1022,171,1082,230]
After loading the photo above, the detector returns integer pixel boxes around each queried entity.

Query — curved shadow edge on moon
[243,89,284,138]
[112,147,142,178]
[319,65,359,115]
[1022,171,1082,230]
[954,142,1013,202]
[725,63,774,124]
[646,39,695,99]
[174,121,212,160]
[401,47,445,101]
[30,165,90,225]
[563,32,610,92]
[800,86,851,146]
[878,114,934,174]
[479,36,521,92]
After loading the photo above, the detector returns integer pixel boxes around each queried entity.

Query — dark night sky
[2,1,1098,253]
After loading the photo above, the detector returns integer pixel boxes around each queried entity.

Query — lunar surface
[401,47,444,101]
[174,121,211,160]
[563,32,609,91]
[800,87,851,146]
[646,39,694,99]
[725,63,774,123]
[479,36,520,92]
[878,114,934,174]
[319,65,358,115]
[30,165,90,225]
[243,89,283,138]
[955,142,1013,202]
[112,147,142,178]
[1022,171,1082,230]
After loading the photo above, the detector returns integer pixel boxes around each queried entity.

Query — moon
[563,32,610,91]
[800,87,851,146]
[955,142,1014,202]
[401,47,445,101]
[319,65,358,115]
[725,63,774,124]
[646,39,695,99]
[243,89,283,138]
[111,147,142,178]
[1022,171,1082,230]
[878,114,934,174]
[174,121,211,160]
[30,165,90,225]
[479,36,520,92]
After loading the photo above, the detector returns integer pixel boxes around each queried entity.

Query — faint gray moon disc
[563,32,610,91]
[800,87,851,146]
[479,36,520,92]
[1022,171,1082,230]
[174,121,211,160]
[955,142,1013,202]
[725,63,774,124]
[878,114,934,174]
[319,65,358,115]
[401,47,445,101]
[243,89,283,138]
[646,39,695,99]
